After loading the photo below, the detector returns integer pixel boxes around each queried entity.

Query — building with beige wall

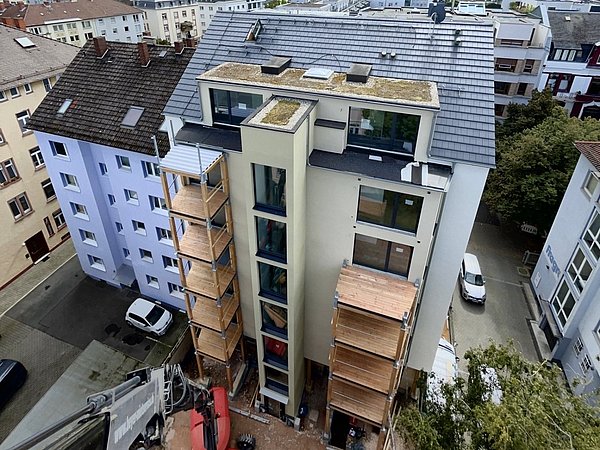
[0,24,78,289]
[135,0,201,43]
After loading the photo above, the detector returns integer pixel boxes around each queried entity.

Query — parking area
[451,222,539,371]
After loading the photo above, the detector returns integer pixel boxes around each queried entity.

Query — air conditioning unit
[498,64,512,70]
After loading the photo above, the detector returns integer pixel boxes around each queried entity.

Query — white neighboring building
[531,141,600,402]
[197,0,264,36]
[134,0,201,43]
[0,0,144,46]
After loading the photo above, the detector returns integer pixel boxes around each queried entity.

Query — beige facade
[0,76,68,288]
[140,4,200,43]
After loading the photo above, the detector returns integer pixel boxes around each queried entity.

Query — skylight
[303,68,334,80]
[58,99,73,115]
[121,106,145,128]
[15,37,35,48]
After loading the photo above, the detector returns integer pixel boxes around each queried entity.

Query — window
[517,83,528,96]
[547,73,574,94]
[523,59,535,73]
[552,280,577,328]
[52,24,64,32]
[89,255,106,271]
[99,162,108,175]
[52,209,66,229]
[256,217,286,262]
[24,83,32,94]
[85,32,93,40]
[80,229,97,245]
[0,91,5,102]
[124,26,129,32]
[134,14,140,22]
[125,189,139,205]
[101,30,106,36]
[182,10,187,17]
[567,248,593,294]
[116,222,124,233]
[353,234,413,277]
[163,255,178,272]
[583,172,599,198]
[162,13,167,20]
[499,39,523,46]
[111,17,116,24]
[61,173,79,191]
[253,165,286,214]
[0,159,19,186]
[265,366,288,396]
[83,20,91,28]
[0,128,4,145]
[261,301,287,338]
[69,35,80,42]
[552,48,578,62]
[16,110,30,133]
[10,86,20,98]
[347,107,420,154]
[580,354,593,374]
[263,336,287,370]
[210,89,263,125]
[574,337,584,356]
[133,220,146,235]
[123,248,131,259]
[494,81,511,95]
[116,155,131,170]
[99,18,104,24]
[168,282,184,299]
[122,15,127,21]
[583,211,600,261]
[30,147,44,168]
[71,202,88,219]
[44,217,55,237]
[108,194,116,205]
[143,160,160,177]
[157,227,173,244]
[258,262,287,303]
[357,187,423,233]
[150,195,168,213]
[43,78,52,92]
[494,104,506,117]
[50,141,68,157]
[41,178,56,201]
[8,193,32,220]
[494,58,517,72]
[174,12,179,18]
[140,248,153,262]
[146,275,159,288]
[112,28,118,34]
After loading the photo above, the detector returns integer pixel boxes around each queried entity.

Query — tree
[496,89,561,140]
[485,108,600,233]
[396,342,600,450]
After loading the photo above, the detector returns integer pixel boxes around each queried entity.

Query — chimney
[174,41,184,54]
[138,42,150,67]
[184,37,196,48]
[15,17,26,30]
[93,36,108,58]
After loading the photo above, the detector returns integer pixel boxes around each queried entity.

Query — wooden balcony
[328,378,388,426]
[170,184,227,222]
[185,261,235,300]
[178,222,232,263]
[190,293,239,331]
[195,323,242,362]
[331,344,396,394]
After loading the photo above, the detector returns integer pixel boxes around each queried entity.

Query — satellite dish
[428,1,447,24]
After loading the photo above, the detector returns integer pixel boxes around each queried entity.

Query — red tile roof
[575,141,600,171]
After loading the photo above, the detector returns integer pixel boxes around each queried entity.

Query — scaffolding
[160,144,244,391]
[326,263,417,449]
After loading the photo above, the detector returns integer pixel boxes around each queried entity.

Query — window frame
[352,233,413,278]
[0,158,20,187]
[16,110,31,134]
[146,275,159,289]
[157,227,173,245]
[143,160,161,178]
[140,248,153,262]
[41,178,56,201]
[162,255,179,273]
[567,247,593,294]
[125,189,139,205]
[8,192,33,220]
[133,220,146,235]
[356,186,423,234]
[551,279,577,329]
[258,261,287,304]
[168,282,184,299]
[71,202,89,219]
[210,88,264,125]
[116,155,131,171]
[583,210,600,262]
[30,147,45,169]
[256,217,287,263]
[252,164,286,216]
[61,172,79,191]
[50,141,68,158]
[88,255,106,271]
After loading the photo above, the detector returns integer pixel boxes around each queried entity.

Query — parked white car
[459,253,486,304]
[126,298,172,336]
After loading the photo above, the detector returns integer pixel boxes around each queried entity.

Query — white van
[459,253,486,304]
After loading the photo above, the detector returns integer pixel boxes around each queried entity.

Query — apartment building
[0,24,78,289]
[26,39,195,305]
[0,0,144,46]
[536,8,600,118]
[531,141,600,401]
[160,11,494,445]
[197,0,264,36]
[134,0,201,43]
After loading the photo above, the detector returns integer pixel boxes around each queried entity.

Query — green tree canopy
[496,89,561,140]
[396,342,600,450]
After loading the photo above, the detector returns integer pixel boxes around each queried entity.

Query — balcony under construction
[160,143,245,391]
[326,263,417,449]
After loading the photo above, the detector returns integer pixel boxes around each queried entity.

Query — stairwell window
[80,229,97,246]
[256,217,286,263]
[357,186,423,234]
[258,262,287,303]
[253,164,286,215]
[261,301,287,339]
[263,336,288,370]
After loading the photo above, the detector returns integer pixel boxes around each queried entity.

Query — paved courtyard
[452,222,539,371]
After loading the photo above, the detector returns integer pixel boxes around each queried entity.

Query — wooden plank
[334,308,401,359]
[196,323,242,362]
[191,293,239,331]
[329,378,388,426]
[186,262,235,299]
[179,223,232,263]
[332,345,394,394]
[170,184,227,221]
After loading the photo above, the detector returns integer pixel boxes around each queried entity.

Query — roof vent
[303,67,334,80]
[565,15,571,21]
[261,56,291,75]
[346,63,371,83]
[246,18,263,42]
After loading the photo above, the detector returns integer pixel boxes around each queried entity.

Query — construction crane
[5,364,255,450]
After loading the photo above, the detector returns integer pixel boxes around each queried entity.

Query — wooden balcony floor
[329,378,387,426]
[191,293,239,331]
[332,344,395,394]
[178,223,232,263]
[195,323,242,362]
[186,262,235,299]
[170,184,227,221]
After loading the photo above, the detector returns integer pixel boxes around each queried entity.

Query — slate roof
[575,141,600,171]
[164,11,496,167]
[0,0,141,27]
[547,12,600,48]
[0,24,78,91]
[27,41,194,157]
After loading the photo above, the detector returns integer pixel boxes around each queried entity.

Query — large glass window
[256,217,286,262]
[261,301,287,338]
[210,89,263,125]
[353,234,412,277]
[348,107,419,154]
[258,262,287,303]
[567,247,593,294]
[357,186,423,233]
[253,164,286,214]
[552,280,576,328]
[265,366,288,396]
[263,336,288,370]
[583,211,600,261]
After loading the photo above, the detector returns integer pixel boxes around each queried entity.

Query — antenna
[428,1,447,24]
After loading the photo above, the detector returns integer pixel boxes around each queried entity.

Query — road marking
[484,276,522,287]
